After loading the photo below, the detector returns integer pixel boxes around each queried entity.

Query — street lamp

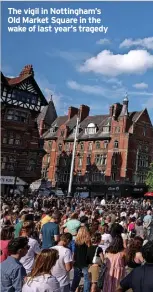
[67,114,80,197]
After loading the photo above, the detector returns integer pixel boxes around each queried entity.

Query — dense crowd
[0,194,153,292]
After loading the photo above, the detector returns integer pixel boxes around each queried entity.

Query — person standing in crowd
[71,227,91,292]
[40,213,60,249]
[100,223,112,254]
[0,226,14,263]
[87,233,104,292]
[19,221,41,274]
[63,213,81,237]
[126,236,144,274]
[14,214,26,238]
[51,233,73,292]
[1,237,29,292]
[143,210,152,238]
[103,235,126,292]
[22,249,60,292]
[119,241,153,292]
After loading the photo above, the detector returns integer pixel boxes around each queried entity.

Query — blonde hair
[27,249,59,283]
[75,226,91,246]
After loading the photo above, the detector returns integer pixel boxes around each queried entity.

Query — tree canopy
[145,163,153,191]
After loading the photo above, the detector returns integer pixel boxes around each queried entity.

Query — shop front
[0,176,28,196]
[132,184,148,198]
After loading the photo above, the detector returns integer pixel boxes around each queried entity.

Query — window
[65,143,70,152]
[143,125,146,136]
[1,156,7,169]
[78,155,83,167]
[104,141,108,149]
[15,134,21,145]
[115,127,120,133]
[112,155,117,165]
[103,126,110,133]
[95,154,107,166]
[58,144,62,152]
[27,159,36,171]
[86,155,91,165]
[96,141,100,149]
[48,141,52,150]
[6,110,14,120]
[80,142,84,151]
[47,155,50,164]
[61,130,64,137]
[6,109,28,123]
[114,140,119,149]
[85,123,97,135]
[88,142,92,151]
[8,132,14,145]
[2,132,8,144]
[111,172,116,181]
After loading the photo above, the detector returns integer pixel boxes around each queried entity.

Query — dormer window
[50,124,58,134]
[114,140,119,149]
[103,126,110,133]
[85,123,97,135]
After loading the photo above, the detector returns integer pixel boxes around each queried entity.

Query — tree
[145,163,153,191]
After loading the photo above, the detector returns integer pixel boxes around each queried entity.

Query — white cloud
[102,77,123,87]
[46,50,90,62]
[132,83,148,89]
[119,37,153,50]
[67,80,126,99]
[96,38,111,45]
[79,49,153,76]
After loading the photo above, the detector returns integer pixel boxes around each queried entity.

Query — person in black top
[119,241,153,292]
[71,227,91,292]
[87,233,103,292]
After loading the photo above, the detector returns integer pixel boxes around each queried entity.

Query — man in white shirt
[101,198,106,206]
[51,233,73,292]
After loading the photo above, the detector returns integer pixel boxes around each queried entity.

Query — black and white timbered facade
[1,65,50,195]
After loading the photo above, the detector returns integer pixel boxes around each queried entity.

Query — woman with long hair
[71,226,91,292]
[103,235,126,292]
[20,221,41,274]
[0,225,14,262]
[22,249,60,292]
[126,236,144,272]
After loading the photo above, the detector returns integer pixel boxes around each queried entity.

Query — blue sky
[1,1,153,123]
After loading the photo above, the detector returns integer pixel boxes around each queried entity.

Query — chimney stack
[79,105,90,122]
[68,106,78,120]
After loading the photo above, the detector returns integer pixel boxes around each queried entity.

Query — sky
[1,1,153,123]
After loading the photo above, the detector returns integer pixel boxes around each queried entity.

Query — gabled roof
[1,65,48,107]
[43,116,68,139]
[37,97,57,127]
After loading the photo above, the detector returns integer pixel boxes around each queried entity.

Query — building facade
[1,65,57,195]
[42,97,153,197]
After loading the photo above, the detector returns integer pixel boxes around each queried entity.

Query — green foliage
[145,163,153,191]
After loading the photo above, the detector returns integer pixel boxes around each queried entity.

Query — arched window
[85,123,97,135]
[114,140,119,149]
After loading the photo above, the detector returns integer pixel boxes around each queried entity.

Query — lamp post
[67,115,80,197]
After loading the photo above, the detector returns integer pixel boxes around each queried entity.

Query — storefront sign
[0,176,27,185]
[108,186,120,192]
[133,187,144,193]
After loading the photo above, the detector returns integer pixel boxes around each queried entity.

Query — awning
[30,179,52,191]
[144,192,153,197]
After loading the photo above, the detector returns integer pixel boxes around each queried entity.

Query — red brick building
[1,65,57,195]
[43,97,153,197]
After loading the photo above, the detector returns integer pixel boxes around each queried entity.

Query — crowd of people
[1,194,153,292]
